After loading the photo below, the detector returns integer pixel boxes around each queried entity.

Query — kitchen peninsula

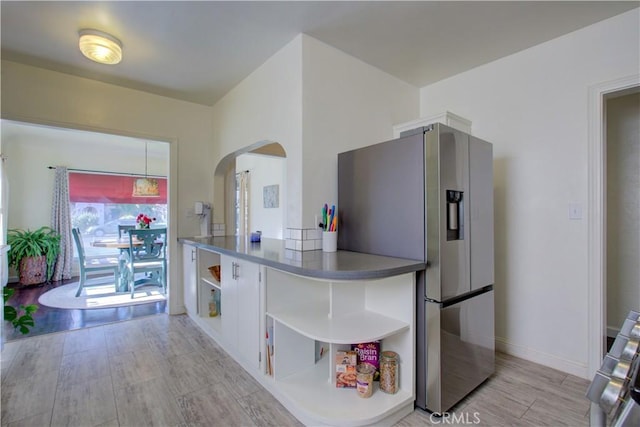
[179,236,425,427]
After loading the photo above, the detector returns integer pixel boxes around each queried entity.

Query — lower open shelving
[263,314,414,426]
[196,250,222,330]
[268,355,413,427]
[262,269,415,426]
[267,304,409,344]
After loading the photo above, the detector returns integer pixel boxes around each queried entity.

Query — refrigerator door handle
[428,285,493,308]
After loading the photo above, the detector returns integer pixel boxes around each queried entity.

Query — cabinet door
[236,260,260,370]
[220,254,239,347]
[182,245,197,315]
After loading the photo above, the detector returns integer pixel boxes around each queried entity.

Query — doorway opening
[1,119,171,341]
[605,88,639,348]
[587,75,639,378]
[213,141,286,239]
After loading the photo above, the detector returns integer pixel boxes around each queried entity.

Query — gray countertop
[178,236,425,281]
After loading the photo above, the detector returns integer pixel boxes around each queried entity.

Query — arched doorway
[213,141,286,238]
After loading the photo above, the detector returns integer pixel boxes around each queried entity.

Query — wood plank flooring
[1,313,592,427]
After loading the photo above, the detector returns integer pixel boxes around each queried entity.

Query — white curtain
[237,171,250,236]
[51,166,73,281]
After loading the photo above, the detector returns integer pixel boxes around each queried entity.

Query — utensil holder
[322,231,337,252]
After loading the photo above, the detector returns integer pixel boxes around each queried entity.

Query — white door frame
[587,74,640,376]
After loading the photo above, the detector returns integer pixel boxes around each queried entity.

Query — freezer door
[469,136,494,291]
[419,290,495,413]
[425,124,471,300]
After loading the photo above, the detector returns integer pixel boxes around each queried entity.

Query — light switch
[569,203,583,220]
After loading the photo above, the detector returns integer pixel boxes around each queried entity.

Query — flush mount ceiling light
[78,29,122,65]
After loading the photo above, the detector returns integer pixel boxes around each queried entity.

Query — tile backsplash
[285,227,322,251]
[212,223,225,236]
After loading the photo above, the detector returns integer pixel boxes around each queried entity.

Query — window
[69,172,167,257]
[235,171,249,236]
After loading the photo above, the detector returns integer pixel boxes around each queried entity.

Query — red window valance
[69,172,167,204]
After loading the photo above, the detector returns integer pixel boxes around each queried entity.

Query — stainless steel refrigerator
[338,123,495,413]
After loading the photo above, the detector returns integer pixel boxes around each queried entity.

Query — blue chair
[71,227,119,297]
[126,228,167,298]
[118,225,136,239]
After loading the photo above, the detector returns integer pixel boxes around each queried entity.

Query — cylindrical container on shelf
[356,363,375,398]
[379,351,399,394]
[209,289,218,317]
[214,289,221,315]
[322,231,338,252]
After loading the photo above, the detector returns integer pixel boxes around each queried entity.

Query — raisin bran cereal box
[352,341,380,381]
[336,350,357,388]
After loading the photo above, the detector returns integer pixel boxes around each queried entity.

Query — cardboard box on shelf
[336,350,357,388]
[353,341,380,381]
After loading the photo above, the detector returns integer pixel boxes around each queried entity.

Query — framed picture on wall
[263,184,279,208]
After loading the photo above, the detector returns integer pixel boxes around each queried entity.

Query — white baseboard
[495,336,589,379]
[606,326,620,338]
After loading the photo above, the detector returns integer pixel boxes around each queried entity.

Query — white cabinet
[236,260,261,369]
[182,244,197,315]
[221,254,261,370]
[182,246,261,366]
[197,249,222,332]
[179,239,417,426]
[220,255,238,341]
[392,111,472,137]
[182,244,222,333]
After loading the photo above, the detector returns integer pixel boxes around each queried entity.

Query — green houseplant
[3,287,37,334]
[7,226,61,285]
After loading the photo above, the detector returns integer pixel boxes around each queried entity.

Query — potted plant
[7,226,61,285]
[3,288,37,334]
[136,213,156,229]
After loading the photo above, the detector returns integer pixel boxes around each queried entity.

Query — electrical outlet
[568,203,583,220]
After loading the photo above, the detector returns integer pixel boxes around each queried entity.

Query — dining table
[91,237,144,250]
[91,238,144,292]
[91,237,163,292]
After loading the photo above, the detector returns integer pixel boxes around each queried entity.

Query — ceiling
[2,1,637,107]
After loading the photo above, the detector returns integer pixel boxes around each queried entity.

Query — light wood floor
[1,314,591,426]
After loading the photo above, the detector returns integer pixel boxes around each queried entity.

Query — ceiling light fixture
[78,29,122,65]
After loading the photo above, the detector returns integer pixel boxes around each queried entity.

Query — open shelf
[273,355,413,427]
[196,249,222,327]
[198,312,221,330]
[263,270,415,426]
[201,276,221,291]
[198,250,221,288]
[267,304,409,344]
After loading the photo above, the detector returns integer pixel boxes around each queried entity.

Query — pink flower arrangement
[136,214,156,229]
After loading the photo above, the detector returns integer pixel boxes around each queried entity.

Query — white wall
[1,60,214,314]
[606,92,640,333]
[235,153,286,239]
[211,35,303,228]
[419,9,640,377]
[301,35,419,227]
[211,34,419,230]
